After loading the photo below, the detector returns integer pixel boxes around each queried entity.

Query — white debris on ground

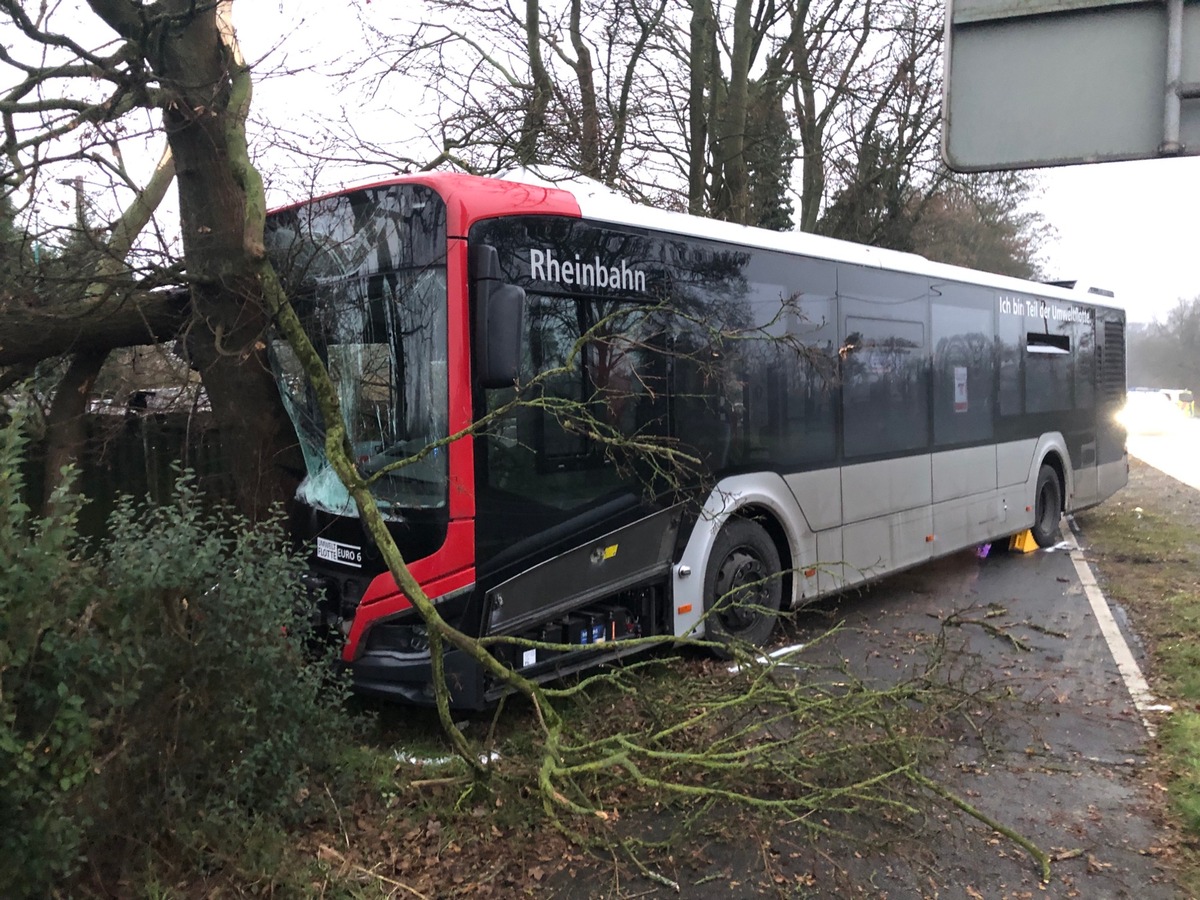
[727,642,808,675]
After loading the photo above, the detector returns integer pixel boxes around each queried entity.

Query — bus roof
[281,169,1119,312]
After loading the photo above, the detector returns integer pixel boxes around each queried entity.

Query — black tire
[1031,463,1062,548]
[702,517,782,656]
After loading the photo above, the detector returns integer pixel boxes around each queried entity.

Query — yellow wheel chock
[1008,530,1039,554]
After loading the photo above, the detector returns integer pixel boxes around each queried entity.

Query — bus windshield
[265,185,449,518]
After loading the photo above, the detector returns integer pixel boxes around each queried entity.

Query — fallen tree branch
[909,769,1052,882]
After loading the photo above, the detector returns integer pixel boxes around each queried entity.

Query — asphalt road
[780,534,1177,897]
[607,425,1193,897]
[756,425,1197,897]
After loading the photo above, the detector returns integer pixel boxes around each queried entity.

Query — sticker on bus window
[316,537,363,568]
[954,366,968,413]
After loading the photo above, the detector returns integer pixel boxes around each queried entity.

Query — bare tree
[783,0,940,234]
[1,1,303,520]
[354,0,982,240]
[352,0,671,190]
[1128,297,1200,392]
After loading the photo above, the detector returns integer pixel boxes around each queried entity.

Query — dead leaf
[1050,848,1084,862]
[318,844,346,866]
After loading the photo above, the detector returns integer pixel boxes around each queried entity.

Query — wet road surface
[781,529,1177,898]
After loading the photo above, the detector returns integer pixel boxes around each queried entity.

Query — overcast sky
[1036,155,1200,324]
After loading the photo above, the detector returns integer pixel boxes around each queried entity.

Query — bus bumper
[349,648,486,710]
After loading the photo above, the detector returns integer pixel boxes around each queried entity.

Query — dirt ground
[1124,457,1200,527]
[1085,457,1200,547]
[1084,459,1200,641]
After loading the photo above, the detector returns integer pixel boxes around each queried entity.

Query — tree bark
[41,349,107,514]
[715,0,753,224]
[0,290,187,367]
[87,0,304,521]
[518,0,555,167]
[687,0,713,215]
[568,0,600,179]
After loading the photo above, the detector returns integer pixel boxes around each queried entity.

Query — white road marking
[1064,517,1167,737]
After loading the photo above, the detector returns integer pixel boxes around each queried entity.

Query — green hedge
[0,418,357,896]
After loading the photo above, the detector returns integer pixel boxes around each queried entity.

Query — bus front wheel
[1031,464,1062,548]
[702,517,782,656]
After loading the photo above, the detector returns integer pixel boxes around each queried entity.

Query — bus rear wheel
[1031,463,1062,548]
[702,517,782,656]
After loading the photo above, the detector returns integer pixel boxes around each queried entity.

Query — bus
[264,170,1128,708]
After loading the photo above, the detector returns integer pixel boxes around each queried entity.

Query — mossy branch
[910,769,1052,882]
[258,260,582,774]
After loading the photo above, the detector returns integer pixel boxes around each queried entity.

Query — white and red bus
[265,171,1127,708]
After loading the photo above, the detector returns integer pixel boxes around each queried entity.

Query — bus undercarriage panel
[483,507,680,636]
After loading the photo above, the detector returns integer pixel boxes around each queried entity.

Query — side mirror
[478,283,525,388]
[473,244,525,388]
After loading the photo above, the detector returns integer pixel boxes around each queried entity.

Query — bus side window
[842,315,929,458]
[670,324,738,471]
[529,297,590,462]
[932,291,994,446]
[998,302,1023,416]
[776,293,837,466]
[1074,319,1095,410]
[1025,327,1073,413]
[483,294,665,511]
[728,291,838,468]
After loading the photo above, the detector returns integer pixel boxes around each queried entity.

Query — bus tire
[1031,463,1062,548]
[702,517,782,656]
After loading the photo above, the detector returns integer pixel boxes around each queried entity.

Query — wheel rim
[713,547,769,633]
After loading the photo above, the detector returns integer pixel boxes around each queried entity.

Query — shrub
[0,422,103,895]
[96,474,354,836]
[0,418,358,896]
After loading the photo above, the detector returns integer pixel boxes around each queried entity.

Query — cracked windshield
[265,185,449,518]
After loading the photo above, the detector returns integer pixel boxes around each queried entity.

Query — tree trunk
[0,290,187,367]
[687,0,713,215]
[568,0,601,179]
[518,0,555,167]
[88,0,303,521]
[42,350,107,514]
[715,0,753,224]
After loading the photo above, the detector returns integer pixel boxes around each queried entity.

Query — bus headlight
[365,622,431,655]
